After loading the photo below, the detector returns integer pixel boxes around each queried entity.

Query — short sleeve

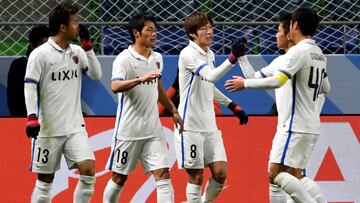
[180,51,208,74]
[279,47,305,78]
[25,50,44,84]
[112,54,128,81]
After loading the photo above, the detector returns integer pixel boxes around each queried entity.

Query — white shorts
[106,135,170,175]
[30,131,95,174]
[269,130,318,169]
[174,130,227,169]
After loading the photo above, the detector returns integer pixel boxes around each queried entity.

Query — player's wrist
[228,53,237,64]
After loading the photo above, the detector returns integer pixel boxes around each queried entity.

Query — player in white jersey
[225,8,330,203]
[24,3,102,203]
[102,13,183,203]
[175,12,248,203]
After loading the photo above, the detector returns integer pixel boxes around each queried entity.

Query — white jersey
[178,41,217,132]
[25,38,90,137]
[277,39,327,134]
[256,55,292,131]
[112,45,163,140]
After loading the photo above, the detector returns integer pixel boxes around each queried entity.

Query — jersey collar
[189,40,209,56]
[298,38,315,46]
[47,37,74,54]
[127,45,155,62]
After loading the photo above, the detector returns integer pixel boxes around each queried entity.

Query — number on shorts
[190,144,197,158]
[36,147,49,163]
[116,149,128,164]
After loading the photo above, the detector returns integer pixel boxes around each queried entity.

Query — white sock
[103,179,123,203]
[156,179,174,203]
[269,184,287,203]
[186,183,202,203]
[31,180,52,203]
[300,177,326,203]
[274,172,316,203]
[202,178,224,202]
[73,175,96,203]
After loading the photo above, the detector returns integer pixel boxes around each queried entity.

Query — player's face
[137,20,157,48]
[194,22,213,49]
[276,23,290,49]
[64,15,79,41]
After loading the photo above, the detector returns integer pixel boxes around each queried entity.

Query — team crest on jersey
[72,56,79,64]
[156,61,160,69]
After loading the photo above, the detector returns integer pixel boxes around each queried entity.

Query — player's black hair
[48,2,79,36]
[278,12,291,35]
[184,11,213,41]
[291,7,319,37]
[128,13,157,44]
[26,25,50,57]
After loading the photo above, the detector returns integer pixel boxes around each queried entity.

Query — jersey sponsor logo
[136,76,159,85]
[51,69,79,81]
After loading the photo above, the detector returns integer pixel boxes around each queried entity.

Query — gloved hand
[79,24,92,51]
[26,114,40,139]
[228,102,248,125]
[228,37,248,64]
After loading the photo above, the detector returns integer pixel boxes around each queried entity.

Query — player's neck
[133,43,151,59]
[52,35,70,50]
[294,35,312,44]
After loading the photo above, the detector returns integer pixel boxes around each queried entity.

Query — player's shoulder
[28,43,50,60]
[69,44,86,54]
[153,51,163,60]
[179,45,195,59]
[113,49,131,66]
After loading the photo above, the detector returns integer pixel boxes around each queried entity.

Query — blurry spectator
[7,26,50,116]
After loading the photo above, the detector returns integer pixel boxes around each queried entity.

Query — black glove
[79,24,92,51]
[26,114,40,139]
[228,37,248,64]
[228,102,248,125]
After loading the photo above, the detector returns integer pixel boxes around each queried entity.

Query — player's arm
[238,56,271,79]
[79,25,102,80]
[24,52,41,139]
[213,87,248,124]
[225,49,302,91]
[185,38,246,83]
[111,71,160,93]
[319,72,331,94]
[158,79,184,132]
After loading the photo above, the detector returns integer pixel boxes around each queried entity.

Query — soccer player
[174,11,248,203]
[103,13,183,203]
[225,8,330,203]
[24,2,102,203]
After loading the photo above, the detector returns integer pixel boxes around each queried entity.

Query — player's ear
[60,24,67,33]
[189,32,197,40]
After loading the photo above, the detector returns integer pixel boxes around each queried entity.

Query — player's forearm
[24,82,38,116]
[213,87,232,106]
[238,56,256,79]
[111,78,142,93]
[85,50,102,80]
[158,85,178,114]
[244,76,282,89]
[199,59,234,83]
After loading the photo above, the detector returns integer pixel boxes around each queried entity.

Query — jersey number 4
[308,66,325,101]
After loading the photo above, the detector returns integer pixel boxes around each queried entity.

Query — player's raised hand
[228,102,248,125]
[139,71,161,83]
[225,75,245,92]
[26,114,40,139]
[79,24,92,51]
[173,111,184,133]
[228,37,248,64]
